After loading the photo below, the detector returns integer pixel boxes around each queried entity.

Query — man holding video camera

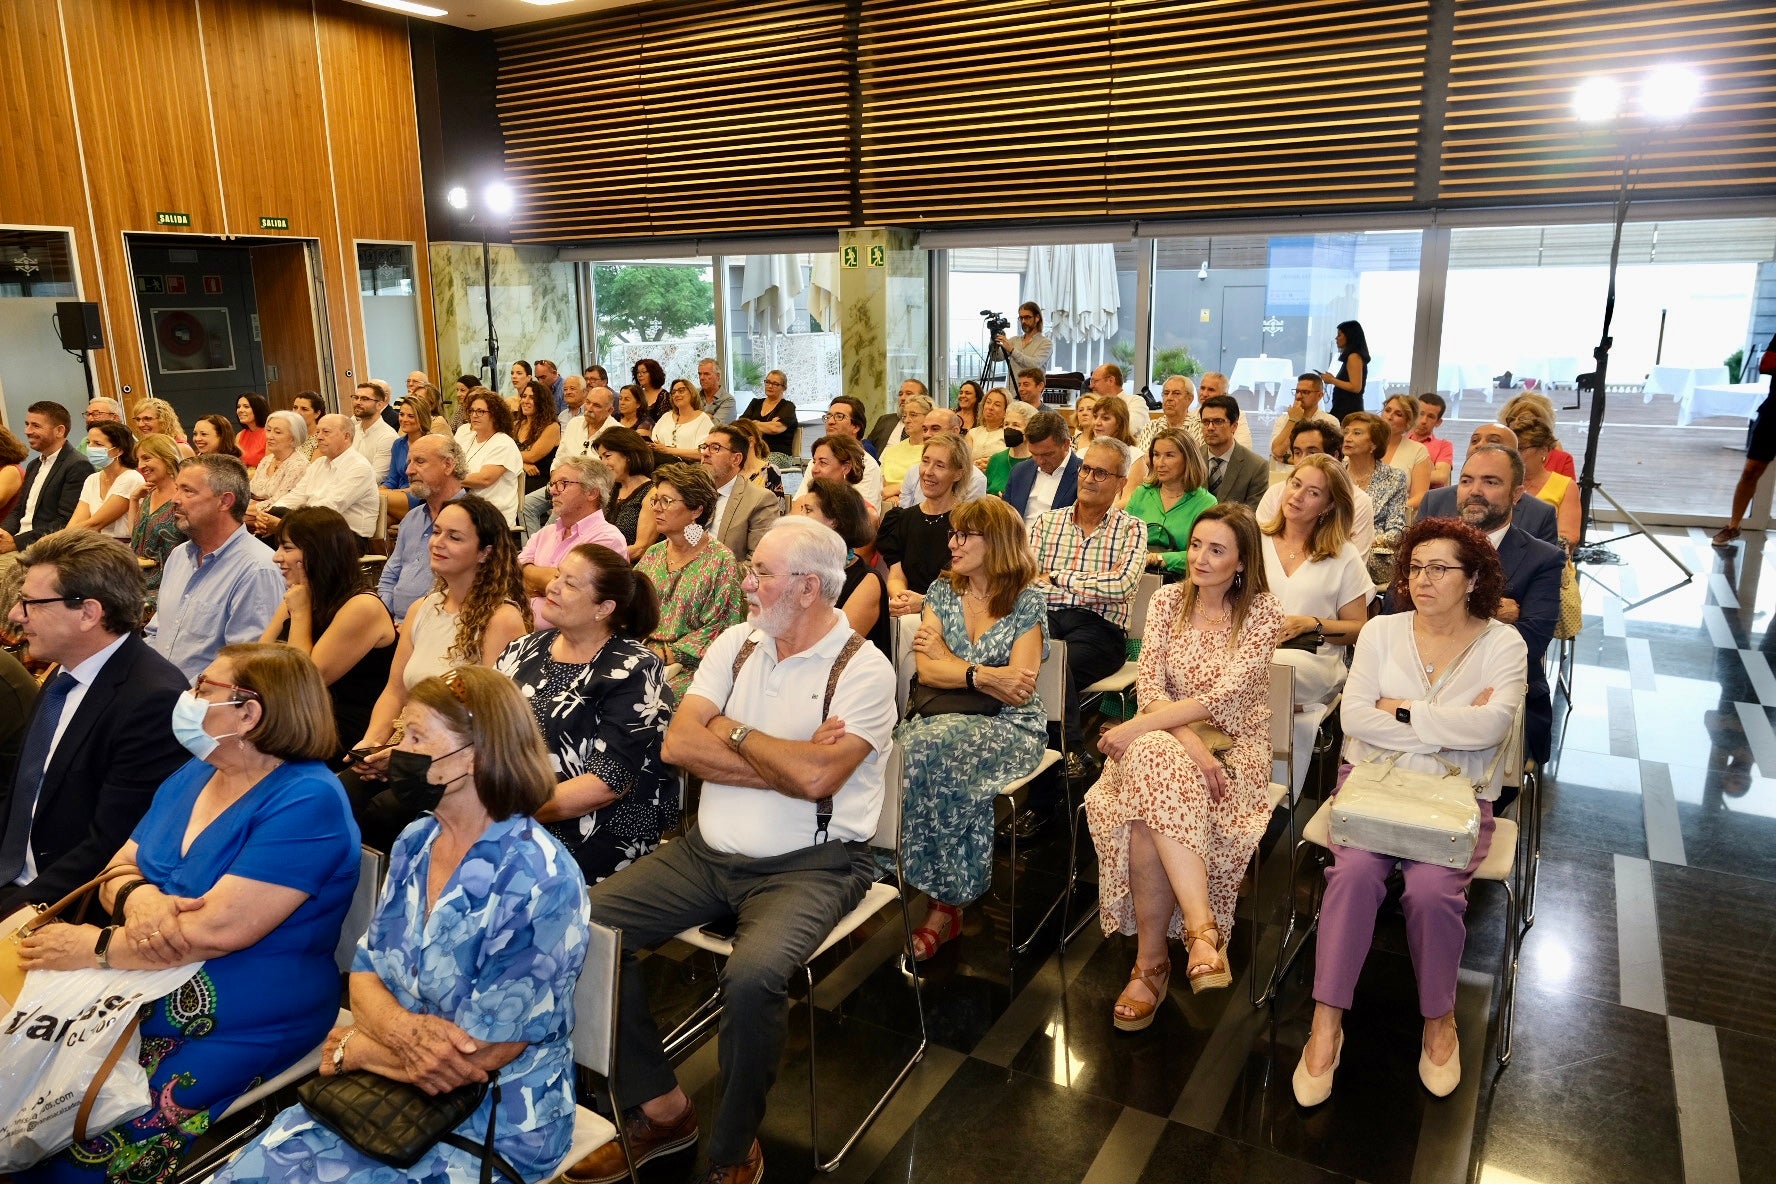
[994,302,1052,376]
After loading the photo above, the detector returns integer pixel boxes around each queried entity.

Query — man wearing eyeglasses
[1256,421,1378,553]
[1196,394,1268,510]
[823,398,884,507]
[1027,438,1147,786]
[0,532,188,918]
[524,385,619,536]
[1268,373,1341,464]
[700,424,782,563]
[519,455,629,628]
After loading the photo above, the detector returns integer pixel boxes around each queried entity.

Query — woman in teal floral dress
[215,668,590,1184]
[635,464,746,701]
[895,497,1048,960]
[130,433,187,616]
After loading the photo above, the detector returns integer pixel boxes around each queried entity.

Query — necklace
[964,584,989,601]
[1196,598,1231,626]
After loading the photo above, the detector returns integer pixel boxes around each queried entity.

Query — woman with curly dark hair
[1294,516,1527,1107]
[343,494,529,848]
[633,357,668,421]
[515,379,561,496]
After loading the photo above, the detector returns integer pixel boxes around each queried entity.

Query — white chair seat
[675,881,902,963]
[1082,662,1136,696]
[547,1105,619,1182]
[215,1008,351,1122]
[1302,800,1333,846]
[1267,782,1287,811]
[997,749,1061,798]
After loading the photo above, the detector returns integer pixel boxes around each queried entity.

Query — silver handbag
[1330,706,1521,867]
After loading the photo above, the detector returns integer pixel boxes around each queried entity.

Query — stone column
[837,227,928,425]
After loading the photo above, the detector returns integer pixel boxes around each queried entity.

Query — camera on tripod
[981,309,1011,341]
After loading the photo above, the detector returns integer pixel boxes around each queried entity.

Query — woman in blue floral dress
[216,667,591,1184]
[497,543,677,885]
[895,497,1048,960]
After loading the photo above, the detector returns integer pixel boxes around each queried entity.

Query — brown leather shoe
[562,1098,699,1184]
[699,1140,763,1184]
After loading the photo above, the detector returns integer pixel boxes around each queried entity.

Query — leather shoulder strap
[74,1004,148,1142]
[730,636,759,684]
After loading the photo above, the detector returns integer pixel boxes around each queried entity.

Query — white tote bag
[0,959,202,1170]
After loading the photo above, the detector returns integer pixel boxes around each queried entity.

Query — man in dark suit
[0,532,189,917]
[1001,410,1080,525]
[0,401,93,554]
[1450,444,1562,771]
[1199,395,1269,509]
[866,379,927,456]
[1418,423,1560,546]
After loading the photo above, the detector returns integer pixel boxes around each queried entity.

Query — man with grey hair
[699,357,736,425]
[519,454,628,628]
[868,377,929,455]
[145,455,283,679]
[896,407,988,509]
[571,514,895,1184]
[379,434,467,617]
[524,384,619,534]
[1027,436,1146,784]
[268,413,380,542]
[83,397,123,427]
[559,371,588,429]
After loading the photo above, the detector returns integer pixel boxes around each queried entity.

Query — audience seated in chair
[1258,454,1372,707]
[519,454,628,629]
[264,413,382,545]
[1257,420,1377,554]
[881,432,975,618]
[793,477,891,660]
[376,433,468,619]
[636,463,748,702]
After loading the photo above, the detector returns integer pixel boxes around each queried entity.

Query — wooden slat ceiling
[1439,0,1776,202]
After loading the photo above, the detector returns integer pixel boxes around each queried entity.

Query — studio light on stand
[446,180,516,393]
[1568,64,1701,610]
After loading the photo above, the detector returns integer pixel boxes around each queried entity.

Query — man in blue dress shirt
[379,434,468,618]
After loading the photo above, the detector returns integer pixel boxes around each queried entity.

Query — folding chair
[663,743,927,1171]
[997,642,1067,954]
[893,613,919,718]
[547,921,633,1184]
[179,846,387,1181]
[1080,573,1162,721]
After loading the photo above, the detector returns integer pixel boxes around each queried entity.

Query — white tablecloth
[1230,356,1295,393]
[1679,382,1769,427]
[1646,365,1730,404]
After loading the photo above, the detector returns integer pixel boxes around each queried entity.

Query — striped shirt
[1027,505,1146,629]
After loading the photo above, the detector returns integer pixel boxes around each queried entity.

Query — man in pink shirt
[1412,392,1454,487]
[519,454,629,627]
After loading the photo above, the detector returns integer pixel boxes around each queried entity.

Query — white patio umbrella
[808,252,841,333]
[1024,245,1067,343]
[740,255,804,336]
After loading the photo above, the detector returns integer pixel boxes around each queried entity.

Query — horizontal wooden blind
[496,0,853,241]
[856,0,1113,225]
[1107,0,1430,216]
[1439,0,1776,203]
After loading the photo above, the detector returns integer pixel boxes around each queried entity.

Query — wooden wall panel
[250,242,324,404]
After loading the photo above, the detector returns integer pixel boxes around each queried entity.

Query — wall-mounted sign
[156,211,191,227]
[136,275,164,294]
[259,216,289,230]
[166,275,187,295]
[867,245,885,268]
[841,245,859,269]
[202,275,223,295]
[1200,308,1211,322]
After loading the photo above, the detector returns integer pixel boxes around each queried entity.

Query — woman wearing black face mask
[984,401,1035,496]
[217,666,594,1184]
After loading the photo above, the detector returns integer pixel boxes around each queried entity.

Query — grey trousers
[521,486,553,536]
[585,826,875,1164]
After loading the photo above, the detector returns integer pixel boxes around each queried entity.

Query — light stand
[1569,72,1699,610]
[447,181,514,394]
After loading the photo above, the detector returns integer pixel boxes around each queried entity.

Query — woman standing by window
[1320,320,1370,421]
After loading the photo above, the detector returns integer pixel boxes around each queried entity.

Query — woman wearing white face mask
[16,644,359,1183]
[69,420,145,538]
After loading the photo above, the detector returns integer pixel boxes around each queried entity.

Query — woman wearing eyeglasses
[653,378,713,463]
[895,496,1047,959]
[635,463,746,701]
[457,388,526,529]
[18,645,358,1183]
[738,368,797,452]
[1294,517,1526,1106]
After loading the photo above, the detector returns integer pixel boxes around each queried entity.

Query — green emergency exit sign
[156,211,191,227]
[260,216,289,230]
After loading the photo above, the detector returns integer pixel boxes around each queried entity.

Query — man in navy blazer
[1418,423,1560,547]
[1001,410,1080,525]
[0,532,189,917]
[0,401,93,554]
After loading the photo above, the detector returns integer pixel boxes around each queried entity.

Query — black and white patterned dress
[497,631,677,883]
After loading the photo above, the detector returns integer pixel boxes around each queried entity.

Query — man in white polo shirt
[571,516,895,1184]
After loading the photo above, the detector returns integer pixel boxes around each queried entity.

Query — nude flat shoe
[1292,1032,1343,1107]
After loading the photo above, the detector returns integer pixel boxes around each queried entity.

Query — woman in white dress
[69,421,145,539]
[1258,454,1371,706]
[458,388,526,528]
[652,378,713,462]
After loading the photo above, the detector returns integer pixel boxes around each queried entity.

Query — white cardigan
[1340,613,1527,800]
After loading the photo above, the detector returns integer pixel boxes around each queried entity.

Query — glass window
[358,243,423,387]
[722,253,843,445]
[357,243,415,296]
[0,229,77,298]
[591,260,715,390]
[1437,218,1776,520]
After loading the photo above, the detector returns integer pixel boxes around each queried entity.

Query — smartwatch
[727,724,754,752]
[1395,705,1412,724]
[94,925,118,970]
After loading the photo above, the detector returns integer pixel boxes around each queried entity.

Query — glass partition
[720,253,844,442]
[591,259,716,390]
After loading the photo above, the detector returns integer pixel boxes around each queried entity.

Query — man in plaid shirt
[1026,437,1146,783]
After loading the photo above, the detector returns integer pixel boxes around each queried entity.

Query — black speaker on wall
[55,301,104,351]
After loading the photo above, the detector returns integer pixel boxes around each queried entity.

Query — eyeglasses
[1406,563,1467,583]
[764,379,786,388]
[468,407,490,417]
[193,674,262,703]
[1294,387,1320,397]
[947,530,982,545]
[823,412,851,422]
[14,595,88,620]
[649,494,681,510]
[547,479,587,493]
[697,442,735,454]
[740,563,806,586]
[1199,416,1230,428]
[1078,464,1119,483]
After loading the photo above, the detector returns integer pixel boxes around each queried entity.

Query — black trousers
[1048,607,1127,750]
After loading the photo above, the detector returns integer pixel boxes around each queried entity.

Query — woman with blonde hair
[133,397,196,457]
[896,495,1048,959]
[130,433,187,614]
[1499,391,1575,478]
[882,431,973,617]
[653,377,712,462]
[1072,394,1100,451]
[1515,418,1580,553]
[1260,453,1371,705]
[1086,504,1283,1024]
[966,386,1010,468]
[1125,427,1217,574]
[1379,393,1432,512]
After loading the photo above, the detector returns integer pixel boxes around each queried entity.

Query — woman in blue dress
[895,496,1048,960]
[216,666,591,1184]
[17,644,359,1184]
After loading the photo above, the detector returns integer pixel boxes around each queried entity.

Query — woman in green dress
[635,463,747,701]
[1124,428,1216,580]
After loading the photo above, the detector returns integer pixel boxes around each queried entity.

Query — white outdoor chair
[545,920,631,1184]
[1080,572,1162,720]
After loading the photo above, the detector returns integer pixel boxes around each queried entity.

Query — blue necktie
[0,671,80,885]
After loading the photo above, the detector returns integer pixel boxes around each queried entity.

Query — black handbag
[906,676,1003,719]
[1277,627,1324,653]
[297,1068,524,1184]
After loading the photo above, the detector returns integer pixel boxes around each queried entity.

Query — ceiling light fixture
[357,0,449,16]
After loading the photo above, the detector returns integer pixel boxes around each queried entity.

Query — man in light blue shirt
[379,433,467,618]
[144,455,284,680]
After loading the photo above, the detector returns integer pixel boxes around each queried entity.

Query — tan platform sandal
[1184,924,1231,993]
[1112,958,1173,1032]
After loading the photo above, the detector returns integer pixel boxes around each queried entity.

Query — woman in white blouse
[69,421,144,539]
[966,387,1009,470]
[1294,517,1527,1108]
[1258,454,1372,705]
[652,378,713,462]
[458,388,525,528]
[247,411,309,535]
[1380,394,1433,513]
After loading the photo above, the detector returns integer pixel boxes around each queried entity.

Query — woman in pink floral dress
[1085,503,1282,1030]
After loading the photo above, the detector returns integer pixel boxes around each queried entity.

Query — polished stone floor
[629,525,1772,1184]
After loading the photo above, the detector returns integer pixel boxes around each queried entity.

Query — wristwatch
[1395,705,1412,724]
[94,925,118,970]
[332,1028,356,1072]
[727,724,754,752]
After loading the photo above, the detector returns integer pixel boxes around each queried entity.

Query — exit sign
[156,211,191,227]
[260,216,289,230]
